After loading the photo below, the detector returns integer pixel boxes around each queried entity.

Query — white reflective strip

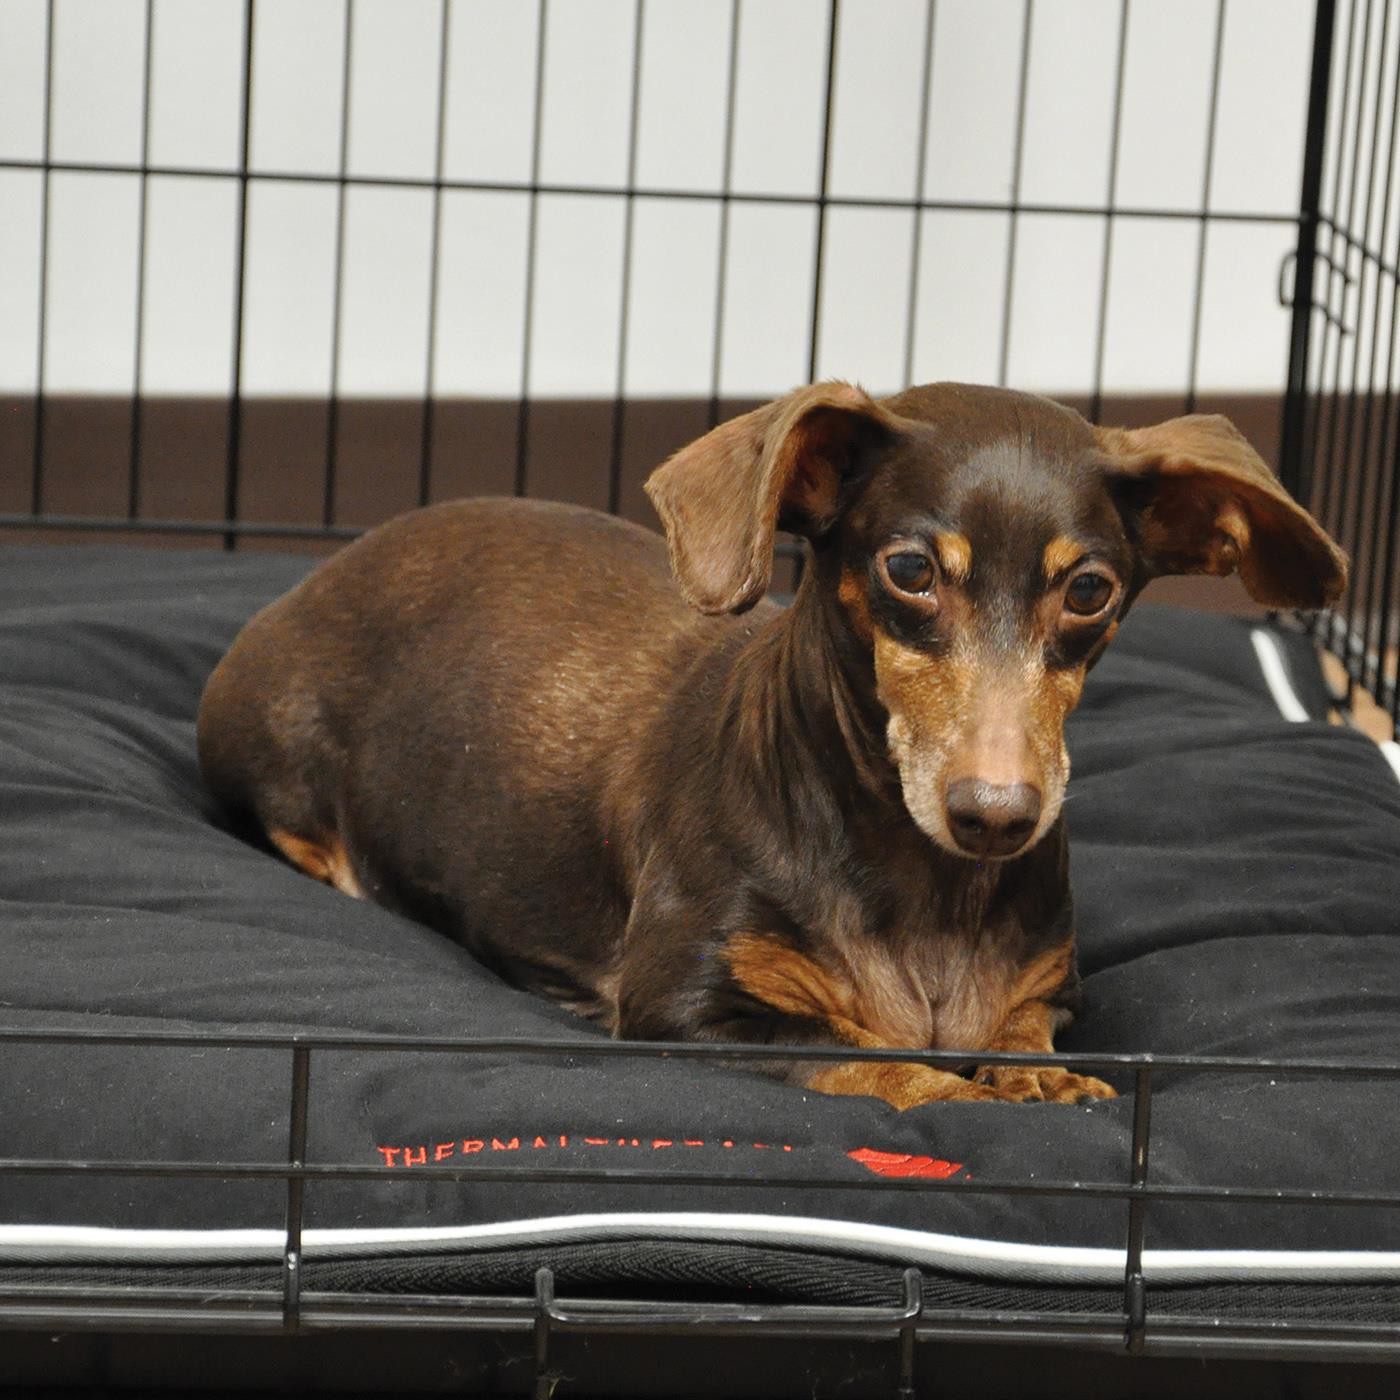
[1249,627,1311,722]
[0,1225,283,1261]
[4,1214,1400,1285]
[1382,741,1400,784]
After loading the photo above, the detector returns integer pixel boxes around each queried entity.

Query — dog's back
[198,495,759,1013]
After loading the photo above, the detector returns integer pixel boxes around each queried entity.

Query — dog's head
[645,382,1347,861]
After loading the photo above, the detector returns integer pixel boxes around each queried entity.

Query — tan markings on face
[935,531,972,583]
[872,631,977,850]
[872,626,1086,855]
[1041,534,1083,581]
[837,566,874,643]
[1023,659,1086,824]
[269,828,364,899]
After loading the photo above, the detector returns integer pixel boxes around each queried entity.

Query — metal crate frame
[3,1026,1400,1382]
[1,0,1399,1389]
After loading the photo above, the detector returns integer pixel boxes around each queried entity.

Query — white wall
[0,0,1318,401]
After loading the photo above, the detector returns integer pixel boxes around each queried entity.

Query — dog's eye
[883,551,936,596]
[1064,571,1114,616]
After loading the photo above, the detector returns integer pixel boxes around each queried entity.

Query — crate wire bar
[2,1027,1400,1360]
[1,0,1399,1378]
[1281,0,1400,728]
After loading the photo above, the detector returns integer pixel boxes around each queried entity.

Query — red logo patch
[847,1147,962,1179]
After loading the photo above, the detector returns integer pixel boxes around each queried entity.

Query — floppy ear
[644,382,892,614]
[1096,415,1348,609]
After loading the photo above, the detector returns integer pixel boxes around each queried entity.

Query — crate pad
[1,542,1398,1292]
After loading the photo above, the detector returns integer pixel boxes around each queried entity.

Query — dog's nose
[945,779,1042,858]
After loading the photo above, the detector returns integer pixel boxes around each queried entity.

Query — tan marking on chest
[724,929,1041,1054]
[723,933,878,1047]
[1008,938,1074,1005]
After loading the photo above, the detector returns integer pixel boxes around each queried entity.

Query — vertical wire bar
[806,0,840,384]
[322,0,355,528]
[1339,0,1394,641]
[1303,1,1363,644]
[514,0,549,498]
[606,0,645,518]
[282,1043,311,1331]
[1183,0,1227,416]
[222,0,256,551]
[1364,14,1400,707]
[1319,1,1375,701]
[1281,0,1340,500]
[127,0,155,520]
[895,1268,922,1400]
[1089,0,1130,426]
[1317,0,1371,561]
[417,0,452,508]
[900,0,937,393]
[533,1267,555,1400]
[1122,1064,1153,1355]
[996,0,1034,389]
[1299,0,1358,548]
[706,0,741,431]
[30,0,55,516]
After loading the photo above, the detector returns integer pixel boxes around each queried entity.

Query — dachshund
[197,382,1346,1107]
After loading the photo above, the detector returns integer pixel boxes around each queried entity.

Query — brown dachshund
[197,383,1346,1108]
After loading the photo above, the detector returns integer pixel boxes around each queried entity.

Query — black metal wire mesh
[2,0,1400,1377]
[0,0,1325,541]
[1279,0,1400,734]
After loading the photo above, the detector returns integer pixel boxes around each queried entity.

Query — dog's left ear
[1096,415,1348,609]
[645,381,892,614]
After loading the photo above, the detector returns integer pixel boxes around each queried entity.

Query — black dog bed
[2,543,1399,1317]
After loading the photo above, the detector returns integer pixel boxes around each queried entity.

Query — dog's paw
[975,1064,1117,1104]
[811,1061,1017,1107]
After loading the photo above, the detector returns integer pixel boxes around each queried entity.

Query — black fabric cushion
[1,543,1399,1272]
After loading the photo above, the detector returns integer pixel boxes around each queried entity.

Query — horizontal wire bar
[0,514,805,562]
[0,1156,1395,1208]
[7,1284,1396,1343]
[0,155,1303,225]
[0,1024,1395,1077]
[1315,212,1400,297]
[0,1297,1394,1362]
[0,513,362,540]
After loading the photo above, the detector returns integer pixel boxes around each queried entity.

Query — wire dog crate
[0,0,1393,730]
[1,1,1399,1395]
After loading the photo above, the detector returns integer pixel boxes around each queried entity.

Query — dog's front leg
[616,914,1013,1107]
[974,999,1117,1103]
[715,931,1016,1107]
[805,1057,1010,1107]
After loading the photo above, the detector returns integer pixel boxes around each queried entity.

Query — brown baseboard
[0,390,1285,618]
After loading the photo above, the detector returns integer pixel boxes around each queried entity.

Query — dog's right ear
[644,381,891,614]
